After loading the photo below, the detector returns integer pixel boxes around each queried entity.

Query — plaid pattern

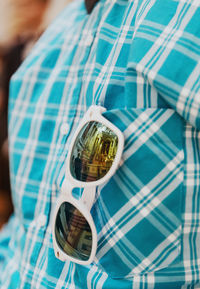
[0,0,200,288]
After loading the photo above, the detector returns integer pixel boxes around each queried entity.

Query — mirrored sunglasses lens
[70,121,118,182]
[55,202,92,261]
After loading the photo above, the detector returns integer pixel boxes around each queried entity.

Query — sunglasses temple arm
[81,187,96,211]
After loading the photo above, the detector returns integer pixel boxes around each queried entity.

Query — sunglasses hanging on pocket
[52,105,124,265]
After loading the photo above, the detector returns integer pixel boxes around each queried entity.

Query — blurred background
[0,0,71,229]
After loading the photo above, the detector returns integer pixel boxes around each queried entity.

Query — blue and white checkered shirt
[0,0,200,288]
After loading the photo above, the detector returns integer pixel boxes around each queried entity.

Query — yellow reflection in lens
[70,121,118,182]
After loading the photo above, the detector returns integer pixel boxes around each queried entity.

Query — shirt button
[79,32,93,46]
[52,183,57,191]
[38,214,47,227]
[60,123,69,135]
[85,33,93,46]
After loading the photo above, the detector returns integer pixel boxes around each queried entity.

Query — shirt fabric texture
[0,0,200,288]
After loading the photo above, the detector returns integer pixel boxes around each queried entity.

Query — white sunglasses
[52,105,124,265]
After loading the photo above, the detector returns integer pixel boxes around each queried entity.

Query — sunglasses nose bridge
[61,179,96,211]
[80,186,96,211]
[61,179,74,196]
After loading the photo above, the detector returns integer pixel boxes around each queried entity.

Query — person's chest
[7,0,199,286]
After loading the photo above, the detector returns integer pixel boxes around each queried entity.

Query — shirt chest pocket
[92,108,184,278]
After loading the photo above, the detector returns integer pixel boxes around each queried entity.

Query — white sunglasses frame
[52,105,124,265]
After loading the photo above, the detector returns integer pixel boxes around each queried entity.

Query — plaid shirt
[1,0,200,288]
